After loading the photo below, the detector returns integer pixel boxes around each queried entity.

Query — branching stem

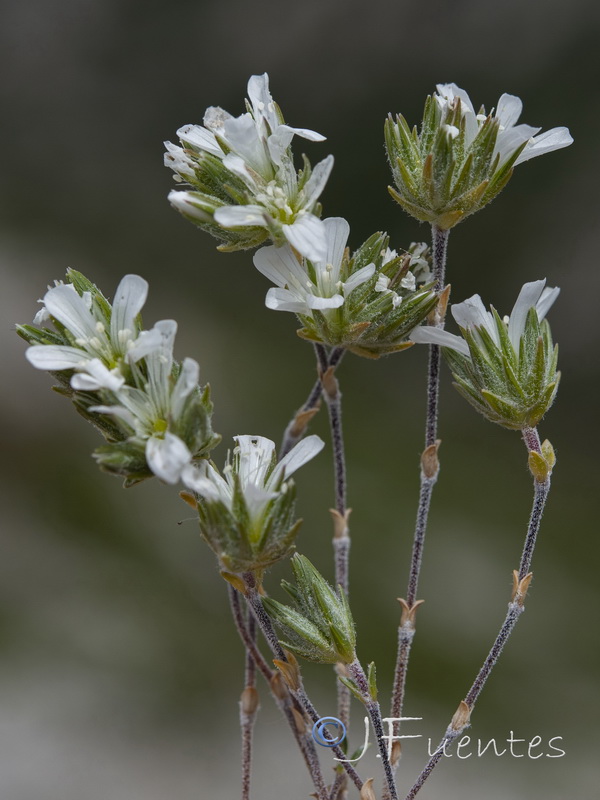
[403,426,551,799]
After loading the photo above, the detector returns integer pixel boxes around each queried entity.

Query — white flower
[166,73,333,262]
[90,322,203,484]
[184,434,324,522]
[252,217,375,314]
[410,279,560,355]
[435,83,573,166]
[26,275,166,391]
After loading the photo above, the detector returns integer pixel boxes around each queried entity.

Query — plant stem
[228,585,329,798]
[389,224,449,747]
[348,660,398,800]
[279,347,345,458]
[240,614,257,800]
[315,343,352,731]
[241,574,364,794]
[403,426,551,799]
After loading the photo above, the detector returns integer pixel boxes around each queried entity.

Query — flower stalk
[389,224,448,740]
[403,426,552,799]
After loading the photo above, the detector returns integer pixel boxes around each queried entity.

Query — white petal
[247,73,278,131]
[168,191,213,222]
[146,433,191,484]
[110,275,148,350]
[203,106,234,136]
[163,142,196,178]
[71,359,125,392]
[495,124,540,165]
[451,294,494,336]
[222,153,259,190]
[282,125,326,143]
[305,293,344,310]
[243,482,278,520]
[282,215,328,263]
[214,205,267,228]
[303,155,334,208]
[176,123,223,157]
[182,470,224,503]
[495,93,522,128]
[26,344,87,371]
[126,324,166,363]
[410,326,470,356]
[344,263,375,294]
[514,127,573,165]
[43,284,98,342]
[508,280,546,349]
[223,112,272,175]
[435,83,475,115]
[171,357,199,419]
[253,243,308,289]
[269,434,325,488]
[33,306,51,325]
[265,287,308,313]
[320,216,349,273]
[234,435,276,488]
[536,286,560,321]
[89,404,137,430]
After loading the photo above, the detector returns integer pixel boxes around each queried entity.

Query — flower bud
[263,554,356,664]
[385,83,573,229]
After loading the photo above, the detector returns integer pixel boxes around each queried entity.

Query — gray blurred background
[1,0,599,798]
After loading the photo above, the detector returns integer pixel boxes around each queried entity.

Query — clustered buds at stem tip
[386,83,573,229]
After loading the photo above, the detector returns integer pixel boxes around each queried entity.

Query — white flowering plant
[18,75,572,800]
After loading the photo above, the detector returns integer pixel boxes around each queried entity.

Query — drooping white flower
[435,83,573,167]
[26,275,167,392]
[184,433,325,523]
[410,279,560,355]
[165,73,333,262]
[252,217,375,314]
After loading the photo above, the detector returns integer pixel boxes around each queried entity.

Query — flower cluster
[165,73,333,262]
[385,83,573,229]
[185,434,324,575]
[263,554,356,664]
[411,279,560,429]
[253,217,438,357]
[18,271,219,486]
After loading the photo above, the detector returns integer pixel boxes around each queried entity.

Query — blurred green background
[2,0,598,798]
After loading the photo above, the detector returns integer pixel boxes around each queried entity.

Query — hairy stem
[348,660,398,800]
[240,614,257,800]
[279,346,345,458]
[228,585,329,798]
[404,427,551,799]
[389,224,449,748]
[315,343,352,730]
